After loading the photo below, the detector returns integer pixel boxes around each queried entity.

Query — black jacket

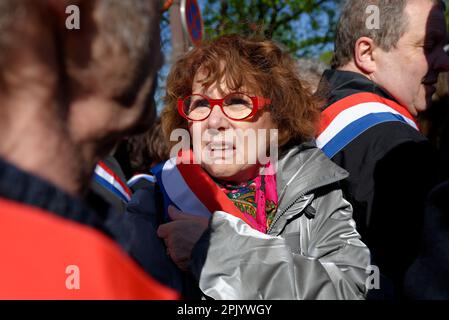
[404,180,449,299]
[317,69,438,298]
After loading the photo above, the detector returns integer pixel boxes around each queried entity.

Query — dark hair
[127,118,169,173]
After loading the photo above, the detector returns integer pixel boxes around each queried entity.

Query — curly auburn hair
[161,34,320,150]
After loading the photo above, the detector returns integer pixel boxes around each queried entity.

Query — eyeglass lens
[183,93,253,120]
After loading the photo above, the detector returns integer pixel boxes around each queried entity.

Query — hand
[157,205,209,271]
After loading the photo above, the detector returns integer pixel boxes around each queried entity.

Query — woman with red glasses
[125,35,371,299]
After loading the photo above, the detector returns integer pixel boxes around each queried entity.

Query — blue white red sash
[316,92,419,158]
[94,161,132,203]
[152,151,254,228]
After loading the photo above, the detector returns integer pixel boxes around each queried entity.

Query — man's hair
[162,34,320,149]
[0,0,162,106]
[331,0,444,69]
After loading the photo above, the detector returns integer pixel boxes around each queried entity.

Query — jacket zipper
[267,188,314,234]
[268,175,343,234]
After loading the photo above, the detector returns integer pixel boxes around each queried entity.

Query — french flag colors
[152,152,254,228]
[317,92,419,158]
[94,161,132,203]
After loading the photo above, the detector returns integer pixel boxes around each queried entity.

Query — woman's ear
[353,37,377,74]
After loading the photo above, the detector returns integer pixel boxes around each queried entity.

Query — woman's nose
[206,104,229,130]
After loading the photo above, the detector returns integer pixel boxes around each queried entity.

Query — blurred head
[333,0,449,115]
[0,0,162,192]
[162,35,319,182]
[297,58,328,94]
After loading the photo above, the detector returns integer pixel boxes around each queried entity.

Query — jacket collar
[276,143,349,212]
[318,69,397,108]
[0,156,106,232]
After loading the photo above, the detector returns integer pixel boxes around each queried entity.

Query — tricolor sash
[152,151,255,229]
[94,161,132,203]
[317,92,419,158]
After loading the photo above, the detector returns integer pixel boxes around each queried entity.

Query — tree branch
[267,0,280,37]
[218,0,229,34]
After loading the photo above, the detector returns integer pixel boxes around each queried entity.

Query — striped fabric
[317,92,419,158]
[152,151,255,229]
[94,161,132,203]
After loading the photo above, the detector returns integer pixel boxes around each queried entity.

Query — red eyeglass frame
[177,92,272,121]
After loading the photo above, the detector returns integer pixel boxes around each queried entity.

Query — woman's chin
[203,163,258,182]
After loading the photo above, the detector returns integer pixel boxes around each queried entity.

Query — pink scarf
[216,163,278,234]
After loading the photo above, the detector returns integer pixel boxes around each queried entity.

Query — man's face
[371,0,449,115]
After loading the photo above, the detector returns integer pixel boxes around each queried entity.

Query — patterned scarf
[215,164,278,234]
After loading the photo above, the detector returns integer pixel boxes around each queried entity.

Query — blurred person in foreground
[315,0,449,298]
[125,35,371,299]
[0,0,177,299]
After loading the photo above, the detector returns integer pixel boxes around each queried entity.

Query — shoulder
[337,121,430,162]
[278,144,349,189]
[126,182,159,217]
[319,90,426,160]
[312,182,351,223]
[277,144,350,221]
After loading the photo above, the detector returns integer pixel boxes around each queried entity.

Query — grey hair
[331,0,445,69]
[332,0,408,68]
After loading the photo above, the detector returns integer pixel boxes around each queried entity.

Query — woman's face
[188,70,276,182]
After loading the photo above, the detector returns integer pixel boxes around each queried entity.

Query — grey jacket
[190,144,371,300]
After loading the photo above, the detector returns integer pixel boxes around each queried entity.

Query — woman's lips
[207,141,235,151]
[205,142,236,161]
